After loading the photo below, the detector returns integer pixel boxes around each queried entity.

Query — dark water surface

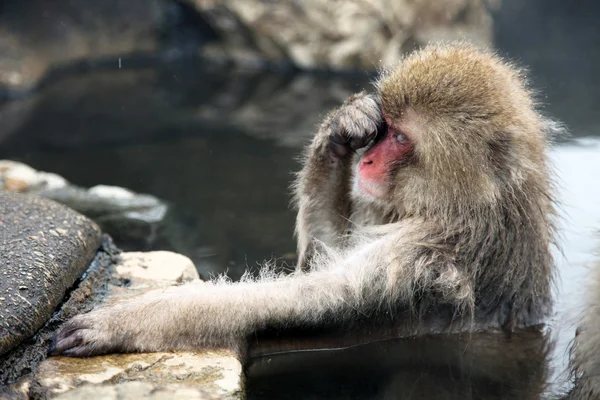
[0,64,371,281]
[1,3,600,397]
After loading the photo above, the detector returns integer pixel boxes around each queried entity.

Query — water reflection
[247,330,551,400]
[0,64,371,280]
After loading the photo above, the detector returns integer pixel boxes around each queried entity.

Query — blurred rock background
[0,0,495,94]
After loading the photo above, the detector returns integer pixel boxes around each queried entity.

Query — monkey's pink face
[355,111,413,200]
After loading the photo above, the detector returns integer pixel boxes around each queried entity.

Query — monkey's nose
[362,158,374,166]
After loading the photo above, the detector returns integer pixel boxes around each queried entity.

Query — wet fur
[52,43,560,357]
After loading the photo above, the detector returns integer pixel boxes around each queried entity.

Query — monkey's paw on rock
[51,250,203,357]
[51,311,123,357]
[9,251,239,399]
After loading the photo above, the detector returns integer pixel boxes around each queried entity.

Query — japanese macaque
[51,43,559,358]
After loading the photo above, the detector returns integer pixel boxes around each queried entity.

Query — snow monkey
[52,43,559,357]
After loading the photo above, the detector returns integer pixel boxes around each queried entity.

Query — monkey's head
[355,43,554,219]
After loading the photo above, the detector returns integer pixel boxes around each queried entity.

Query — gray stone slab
[0,192,102,356]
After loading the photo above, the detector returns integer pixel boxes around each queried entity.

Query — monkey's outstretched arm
[52,236,392,357]
[295,92,382,271]
[52,227,471,358]
[52,271,366,357]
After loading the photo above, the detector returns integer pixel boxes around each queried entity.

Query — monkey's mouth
[355,176,388,200]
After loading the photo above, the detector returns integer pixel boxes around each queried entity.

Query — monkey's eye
[395,131,409,144]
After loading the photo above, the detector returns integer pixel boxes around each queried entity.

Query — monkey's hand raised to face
[295,92,383,271]
[326,92,382,158]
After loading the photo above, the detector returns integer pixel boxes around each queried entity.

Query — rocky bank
[0,175,242,399]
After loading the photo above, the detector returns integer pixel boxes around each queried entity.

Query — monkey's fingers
[349,130,376,150]
[50,327,87,356]
[330,133,353,157]
[61,342,104,358]
[329,125,377,157]
[50,315,114,357]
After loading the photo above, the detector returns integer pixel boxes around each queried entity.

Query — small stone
[88,185,135,200]
[0,160,21,174]
[117,251,199,283]
[1,162,69,193]
[4,177,29,192]
[3,163,39,189]
[38,172,68,190]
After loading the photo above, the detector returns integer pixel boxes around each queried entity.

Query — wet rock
[51,382,228,400]
[51,184,168,252]
[117,251,199,283]
[0,161,169,252]
[42,184,167,223]
[0,236,117,387]
[0,160,68,193]
[189,0,495,70]
[35,351,242,400]
[0,192,102,357]
[103,251,203,306]
[23,251,241,399]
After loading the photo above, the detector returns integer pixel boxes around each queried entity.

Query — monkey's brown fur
[52,43,560,357]
[297,42,558,328]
